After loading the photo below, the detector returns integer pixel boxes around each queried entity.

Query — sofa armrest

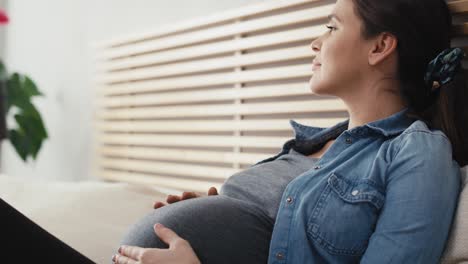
[0,174,167,264]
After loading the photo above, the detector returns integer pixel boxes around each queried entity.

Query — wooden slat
[95,0,322,48]
[100,83,310,107]
[99,46,312,83]
[448,0,468,14]
[100,158,238,180]
[100,146,270,165]
[101,170,222,192]
[98,99,346,119]
[102,134,289,148]
[96,118,346,133]
[101,64,312,95]
[99,4,333,59]
[98,26,325,72]
[450,0,468,37]
[452,23,468,37]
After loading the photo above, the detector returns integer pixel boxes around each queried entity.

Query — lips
[312,60,321,71]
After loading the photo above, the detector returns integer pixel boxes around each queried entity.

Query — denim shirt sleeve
[360,131,461,263]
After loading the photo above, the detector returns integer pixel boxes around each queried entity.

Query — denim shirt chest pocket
[307,172,385,256]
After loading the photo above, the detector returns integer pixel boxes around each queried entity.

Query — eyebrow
[327,13,342,23]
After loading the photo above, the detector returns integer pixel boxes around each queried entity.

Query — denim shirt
[254,108,462,264]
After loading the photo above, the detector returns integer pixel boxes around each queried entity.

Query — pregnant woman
[113,0,467,263]
[1,0,466,263]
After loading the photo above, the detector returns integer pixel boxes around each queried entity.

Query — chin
[309,76,329,95]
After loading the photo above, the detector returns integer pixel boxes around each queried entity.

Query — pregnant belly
[119,195,274,264]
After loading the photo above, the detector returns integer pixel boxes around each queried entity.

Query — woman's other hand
[113,223,201,264]
[153,186,218,209]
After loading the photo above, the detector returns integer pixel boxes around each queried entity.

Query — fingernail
[118,246,122,253]
[155,223,164,229]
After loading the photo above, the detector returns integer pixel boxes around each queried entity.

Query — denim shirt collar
[289,107,416,143]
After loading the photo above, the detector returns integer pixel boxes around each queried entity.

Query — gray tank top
[220,148,319,221]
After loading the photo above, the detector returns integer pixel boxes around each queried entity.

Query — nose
[310,36,322,53]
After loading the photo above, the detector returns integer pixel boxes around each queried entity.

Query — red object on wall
[0,9,9,24]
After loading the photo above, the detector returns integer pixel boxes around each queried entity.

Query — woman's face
[309,0,372,98]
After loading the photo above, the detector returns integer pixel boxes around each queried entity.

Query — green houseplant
[0,9,48,161]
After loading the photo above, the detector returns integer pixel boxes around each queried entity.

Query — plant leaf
[5,71,48,161]
[0,61,7,81]
[14,113,47,158]
[8,129,29,162]
[23,76,42,97]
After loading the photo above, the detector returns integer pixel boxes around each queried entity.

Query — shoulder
[391,120,452,157]
[401,119,449,139]
[387,120,452,165]
[384,120,461,198]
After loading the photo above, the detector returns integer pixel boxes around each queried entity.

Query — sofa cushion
[441,166,468,263]
[0,174,167,264]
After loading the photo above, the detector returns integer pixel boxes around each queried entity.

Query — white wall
[0,0,265,181]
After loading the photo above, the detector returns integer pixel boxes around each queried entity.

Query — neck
[343,79,407,130]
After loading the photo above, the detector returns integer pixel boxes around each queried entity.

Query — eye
[325,25,336,33]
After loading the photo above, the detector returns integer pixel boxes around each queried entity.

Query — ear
[368,32,398,66]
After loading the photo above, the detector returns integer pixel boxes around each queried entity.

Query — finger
[113,253,137,264]
[208,186,218,196]
[166,195,181,203]
[119,245,145,261]
[153,223,184,247]
[153,201,166,209]
[181,191,197,200]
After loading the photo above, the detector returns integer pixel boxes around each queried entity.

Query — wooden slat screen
[93,0,468,192]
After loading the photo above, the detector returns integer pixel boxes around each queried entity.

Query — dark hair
[352,0,468,167]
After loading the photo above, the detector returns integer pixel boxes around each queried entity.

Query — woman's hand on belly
[114,223,201,264]
[154,187,218,209]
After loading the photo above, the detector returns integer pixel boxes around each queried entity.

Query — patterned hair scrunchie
[424,47,465,91]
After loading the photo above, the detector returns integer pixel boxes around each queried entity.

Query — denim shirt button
[314,165,321,170]
[286,196,293,203]
[276,252,285,260]
[346,138,353,144]
[351,190,359,196]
